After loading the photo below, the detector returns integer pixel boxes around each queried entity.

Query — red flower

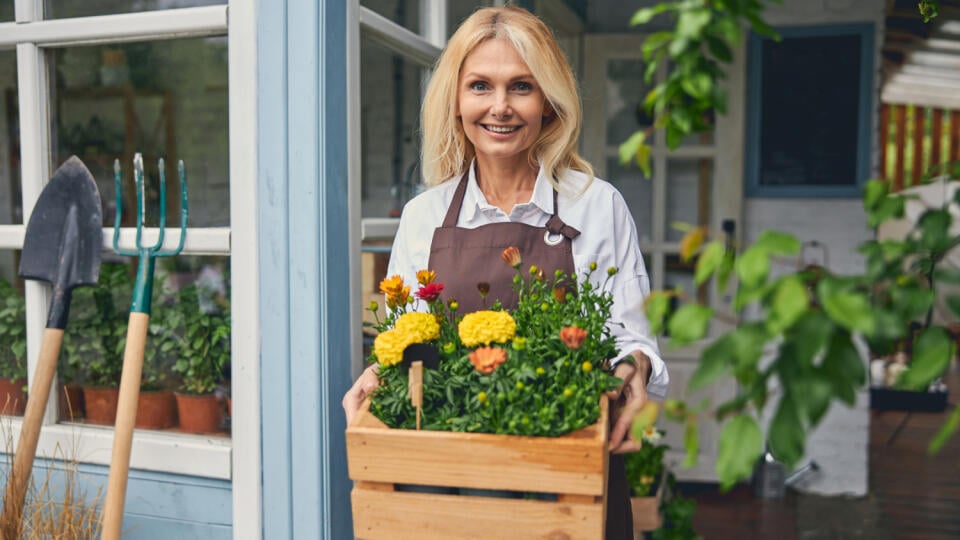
[416,282,445,302]
[560,326,588,349]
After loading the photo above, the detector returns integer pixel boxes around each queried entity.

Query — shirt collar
[462,160,554,221]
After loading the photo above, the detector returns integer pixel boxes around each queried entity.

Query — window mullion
[17,38,58,425]
[359,6,439,67]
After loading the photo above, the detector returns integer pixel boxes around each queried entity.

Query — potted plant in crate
[347,248,622,539]
[626,426,669,535]
[0,278,27,416]
[172,283,230,434]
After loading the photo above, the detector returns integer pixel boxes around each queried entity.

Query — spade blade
[19,156,103,329]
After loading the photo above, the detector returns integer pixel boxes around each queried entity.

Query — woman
[343,6,668,537]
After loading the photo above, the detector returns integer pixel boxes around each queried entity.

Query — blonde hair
[420,6,593,189]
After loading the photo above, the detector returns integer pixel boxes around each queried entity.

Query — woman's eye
[514,82,533,92]
[469,81,488,91]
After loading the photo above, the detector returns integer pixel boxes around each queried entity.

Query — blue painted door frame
[258,0,353,537]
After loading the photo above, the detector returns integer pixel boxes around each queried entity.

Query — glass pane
[44,0,225,19]
[606,157,653,245]
[360,36,424,219]
[0,254,25,418]
[448,0,491,38]
[50,37,229,227]
[666,158,712,242]
[606,58,653,146]
[362,0,420,35]
[0,0,13,21]
[61,255,231,437]
[0,50,20,225]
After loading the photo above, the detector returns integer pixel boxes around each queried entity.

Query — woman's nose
[490,91,511,118]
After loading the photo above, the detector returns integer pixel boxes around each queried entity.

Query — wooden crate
[347,398,609,539]
[631,472,668,537]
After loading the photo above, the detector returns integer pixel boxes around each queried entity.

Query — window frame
[744,23,876,198]
[0,6,257,523]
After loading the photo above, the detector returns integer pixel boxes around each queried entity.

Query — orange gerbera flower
[416,269,436,286]
[379,275,405,297]
[560,326,588,349]
[501,246,521,269]
[469,346,508,374]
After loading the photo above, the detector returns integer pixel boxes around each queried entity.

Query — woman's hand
[606,351,651,454]
[342,364,381,425]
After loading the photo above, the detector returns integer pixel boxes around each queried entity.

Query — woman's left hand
[606,351,651,454]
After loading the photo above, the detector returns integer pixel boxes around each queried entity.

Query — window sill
[1,417,232,480]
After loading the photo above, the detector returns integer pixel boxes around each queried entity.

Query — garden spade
[0,156,102,538]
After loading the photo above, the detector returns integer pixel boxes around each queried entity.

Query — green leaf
[667,303,713,345]
[716,415,763,490]
[630,4,672,26]
[918,209,952,253]
[705,35,733,62]
[636,144,652,178]
[769,395,805,468]
[898,327,954,390]
[618,131,646,166]
[786,310,834,366]
[695,242,726,285]
[665,120,685,149]
[766,276,809,334]
[645,292,672,335]
[929,405,960,454]
[946,296,960,319]
[789,374,834,427]
[683,420,699,468]
[671,107,693,133]
[754,230,801,256]
[746,12,779,39]
[862,179,888,211]
[816,279,875,334]
[681,73,712,100]
[821,331,865,405]
[642,31,674,62]
[676,9,712,40]
[716,249,735,293]
[730,322,768,373]
[690,333,734,390]
[735,245,769,289]
[867,195,905,228]
[934,268,960,284]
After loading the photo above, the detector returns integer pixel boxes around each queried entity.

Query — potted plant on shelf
[135,279,179,430]
[64,262,129,425]
[0,278,27,416]
[171,283,230,434]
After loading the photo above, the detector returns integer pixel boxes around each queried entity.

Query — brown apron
[428,173,634,539]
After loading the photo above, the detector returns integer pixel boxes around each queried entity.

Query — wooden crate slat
[352,486,605,540]
[347,399,608,495]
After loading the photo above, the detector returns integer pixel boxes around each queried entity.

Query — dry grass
[1,417,102,539]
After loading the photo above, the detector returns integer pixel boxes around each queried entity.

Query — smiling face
[457,38,549,170]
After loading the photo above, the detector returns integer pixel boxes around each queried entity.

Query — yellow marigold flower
[477,391,487,403]
[395,312,440,342]
[563,388,574,397]
[535,367,545,376]
[416,269,436,286]
[373,329,408,367]
[581,361,593,372]
[516,381,524,390]
[379,275,405,296]
[458,310,516,347]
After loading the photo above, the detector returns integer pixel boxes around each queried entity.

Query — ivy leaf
[816,279,875,334]
[754,230,801,256]
[735,245,769,289]
[695,241,726,285]
[766,276,809,334]
[668,303,713,345]
[717,414,763,490]
[689,333,734,390]
[898,327,954,391]
[769,395,806,468]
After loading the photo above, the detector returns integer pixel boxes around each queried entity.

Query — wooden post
[409,361,423,430]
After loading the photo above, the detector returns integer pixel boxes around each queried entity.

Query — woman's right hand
[342,364,381,425]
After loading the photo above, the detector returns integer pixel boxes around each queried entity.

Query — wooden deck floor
[680,360,960,540]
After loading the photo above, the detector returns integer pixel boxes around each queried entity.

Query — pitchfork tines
[112,152,188,314]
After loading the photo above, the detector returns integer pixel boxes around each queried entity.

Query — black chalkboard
[757,34,863,187]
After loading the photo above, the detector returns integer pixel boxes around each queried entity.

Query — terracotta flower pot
[0,377,26,416]
[136,389,177,430]
[175,392,223,434]
[83,386,119,425]
[58,383,85,420]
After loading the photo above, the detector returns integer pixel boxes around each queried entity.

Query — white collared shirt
[387,164,669,399]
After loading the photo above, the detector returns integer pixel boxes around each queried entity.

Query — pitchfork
[102,153,188,540]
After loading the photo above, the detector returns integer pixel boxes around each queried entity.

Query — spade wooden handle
[101,312,150,540]
[0,328,64,539]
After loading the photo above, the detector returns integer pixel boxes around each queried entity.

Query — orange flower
[560,326,588,349]
[553,287,566,303]
[379,275,405,297]
[416,269,436,286]
[501,246,521,269]
[469,346,508,374]
[386,286,411,309]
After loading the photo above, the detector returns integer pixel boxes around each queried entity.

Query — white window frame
[348,0,443,376]
[0,6,258,527]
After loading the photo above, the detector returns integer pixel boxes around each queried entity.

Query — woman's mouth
[482,124,520,134]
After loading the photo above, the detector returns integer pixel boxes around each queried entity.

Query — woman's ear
[542,101,555,123]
